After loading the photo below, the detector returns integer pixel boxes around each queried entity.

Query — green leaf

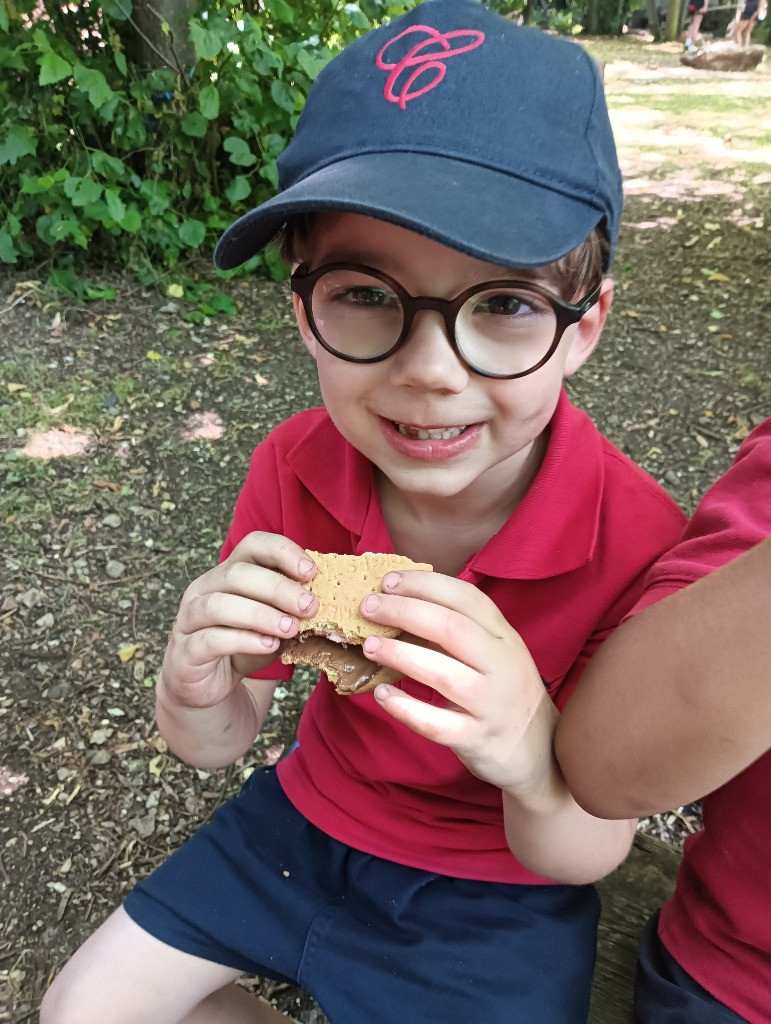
[101,0,132,20]
[0,45,27,70]
[50,218,88,246]
[38,50,72,86]
[74,65,114,109]
[343,2,370,29]
[21,174,48,195]
[0,124,37,166]
[270,79,295,114]
[91,149,127,179]
[0,230,17,264]
[259,159,278,189]
[263,0,295,22]
[114,50,127,75]
[199,84,220,120]
[223,136,257,167]
[119,207,142,233]
[225,175,251,203]
[261,132,285,158]
[64,175,103,206]
[84,285,117,300]
[178,219,206,247]
[0,4,10,33]
[190,21,222,61]
[296,48,331,81]
[104,189,127,223]
[49,267,84,295]
[207,292,236,315]
[181,111,208,137]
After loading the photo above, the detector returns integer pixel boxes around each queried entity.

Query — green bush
[0,0,417,282]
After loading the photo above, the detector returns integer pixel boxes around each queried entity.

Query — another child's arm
[156,533,319,769]
[555,537,771,819]
[361,571,636,885]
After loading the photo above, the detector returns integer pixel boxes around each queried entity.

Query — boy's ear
[292,289,318,359]
[562,278,614,378]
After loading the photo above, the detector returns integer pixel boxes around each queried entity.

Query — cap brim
[213,153,604,272]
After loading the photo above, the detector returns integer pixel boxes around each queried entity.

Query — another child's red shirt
[631,417,771,1024]
[221,390,685,884]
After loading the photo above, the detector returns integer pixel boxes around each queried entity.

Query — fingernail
[279,615,294,634]
[261,635,279,649]
[363,636,381,655]
[383,572,401,590]
[363,593,381,614]
[298,556,314,575]
[374,684,390,701]
[298,591,316,612]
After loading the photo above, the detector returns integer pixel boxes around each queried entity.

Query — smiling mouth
[394,422,468,440]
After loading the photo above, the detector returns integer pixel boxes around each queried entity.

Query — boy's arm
[155,533,319,770]
[362,572,637,885]
[498,692,637,883]
[156,675,278,769]
[555,537,771,819]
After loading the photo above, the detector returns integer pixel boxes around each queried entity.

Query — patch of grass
[615,92,757,115]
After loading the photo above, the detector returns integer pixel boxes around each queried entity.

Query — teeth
[395,423,466,440]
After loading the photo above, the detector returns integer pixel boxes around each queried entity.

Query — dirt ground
[1,36,770,1024]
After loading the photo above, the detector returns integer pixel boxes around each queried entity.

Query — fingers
[362,632,479,743]
[360,580,512,680]
[372,678,471,747]
[379,569,510,636]
[177,533,320,644]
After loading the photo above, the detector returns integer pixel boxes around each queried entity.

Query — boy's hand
[360,570,557,797]
[159,533,319,710]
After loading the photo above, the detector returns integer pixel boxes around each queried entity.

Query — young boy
[556,418,771,1024]
[41,3,686,1023]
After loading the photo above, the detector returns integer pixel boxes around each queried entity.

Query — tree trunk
[665,0,684,41]
[585,0,600,34]
[122,0,197,73]
[646,0,663,39]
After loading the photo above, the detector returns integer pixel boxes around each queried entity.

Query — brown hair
[276,213,608,301]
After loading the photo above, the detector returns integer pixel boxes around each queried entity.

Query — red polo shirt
[221,390,685,884]
[631,417,771,1024]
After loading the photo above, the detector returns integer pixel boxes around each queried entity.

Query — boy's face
[293,214,611,505]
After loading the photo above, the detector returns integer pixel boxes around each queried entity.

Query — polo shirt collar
[286,389,604,580]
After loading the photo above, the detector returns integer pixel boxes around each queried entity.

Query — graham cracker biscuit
[299,551,432,643]
[280,551,433,696]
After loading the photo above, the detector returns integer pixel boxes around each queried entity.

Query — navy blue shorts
[125,766,600,1023]
[635,912,749,1023]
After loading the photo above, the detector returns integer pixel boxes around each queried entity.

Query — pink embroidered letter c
[375,25,485,110]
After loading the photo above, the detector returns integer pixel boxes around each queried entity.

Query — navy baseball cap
[214,0,623,272]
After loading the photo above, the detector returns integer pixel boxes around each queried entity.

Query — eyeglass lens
[309,268,561,377]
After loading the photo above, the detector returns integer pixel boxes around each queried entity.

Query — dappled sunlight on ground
[625,174,747,198]
[20,426,93,459]
[180,410,225,440]
[0,766,28,797]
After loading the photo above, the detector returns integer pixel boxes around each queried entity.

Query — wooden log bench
[265,832,681,1023]
[590,832,681,1023]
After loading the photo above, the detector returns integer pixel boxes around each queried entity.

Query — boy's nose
[387,310,469,393]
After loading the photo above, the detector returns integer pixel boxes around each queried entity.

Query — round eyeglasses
[291,262,602,380]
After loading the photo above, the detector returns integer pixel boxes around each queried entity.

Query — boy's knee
[39,976,78,1024]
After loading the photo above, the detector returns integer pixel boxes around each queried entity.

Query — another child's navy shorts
[635,912,749,1023]
[125,766,599,1024]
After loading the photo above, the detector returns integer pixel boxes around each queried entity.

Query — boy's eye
[336,286,399,308]
[473,292,531,317]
